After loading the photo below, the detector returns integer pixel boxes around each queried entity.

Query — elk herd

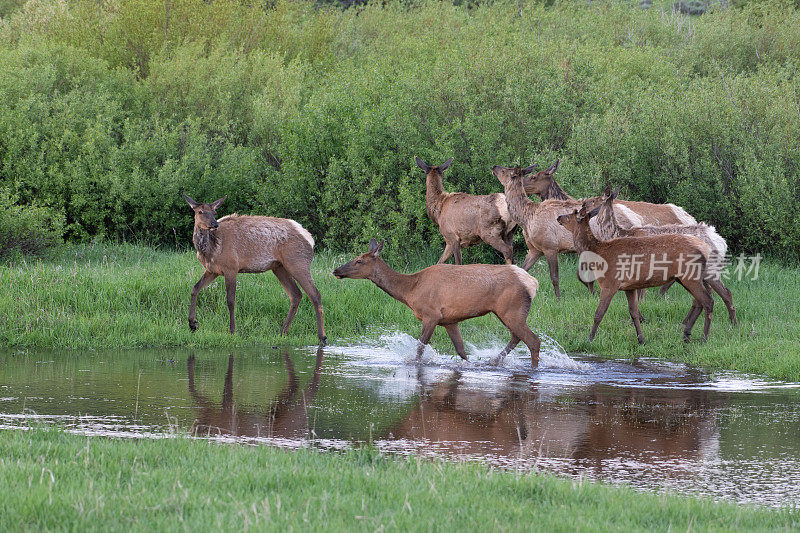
[183,155,736,368]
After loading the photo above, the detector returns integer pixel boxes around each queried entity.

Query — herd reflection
[183,349,722,473]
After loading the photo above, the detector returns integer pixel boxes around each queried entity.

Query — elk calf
[557,205,714,344]
[333,239,541,367]
[416,156,518,265]
[184,194,326,345]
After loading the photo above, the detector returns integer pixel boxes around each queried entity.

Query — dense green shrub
[0,0,799,261]
[0,188,62,261]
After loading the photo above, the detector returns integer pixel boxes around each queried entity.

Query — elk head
[333,238,385,279]
[521,159,561,197]
[491,163,537,188]
[415,156,453,175]
[184,194,225,230]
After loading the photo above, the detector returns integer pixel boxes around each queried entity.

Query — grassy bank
[1,243,798,381]
[0,428,795,531]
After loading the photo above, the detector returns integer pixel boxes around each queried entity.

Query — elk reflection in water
[380,366,722,476]
[187,348,324,439]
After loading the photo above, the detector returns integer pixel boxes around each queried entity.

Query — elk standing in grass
[493,165,593,299]
[416,156,518,265]
[586,186,737,325]
[184,194,326,345]
[333,239,541,367]
[498,159,697,227]
[557,204,714,344]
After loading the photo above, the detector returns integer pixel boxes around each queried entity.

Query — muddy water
[2,334,799,508]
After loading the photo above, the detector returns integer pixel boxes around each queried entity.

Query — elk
[183,194,326,345]
[333,239,541,367]
[497,158,698,226]
[494,165,594,299]
[415,156,518,265]
[586,186,737,325]
[556,204,714,344]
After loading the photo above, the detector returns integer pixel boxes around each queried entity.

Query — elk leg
[437,243,453,264]
[520,248,542,271]
[224,272,238,334]
[544,250,561,299]
[273,265,303,336]
[625,290,645,344]
[683,300,703,335]
[493,335,520,366]
[417,321,437,359]
[659,279,676,297]
[484,234,514,265]
[495,307,540,368]
[589,288,615,342]
[678,279,713,342]
[708,278,737,325]
[189,271,218,331]
[452,242,463,265]
[285,263,327,346]
[444,324,468,361]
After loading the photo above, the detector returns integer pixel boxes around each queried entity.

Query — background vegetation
[1,0,799,262]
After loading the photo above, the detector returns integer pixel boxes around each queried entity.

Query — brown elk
[556,204,714,344]
[496,158,698,226]
[494,165,594,299]
[586,186,737,325]
[333,239,541,367]
[415,156,518,265]
[183,194,326,345]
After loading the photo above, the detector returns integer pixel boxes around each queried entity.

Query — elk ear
[184,193,200,210]
[586,205,601,219]
[209,196,226,210]
[438,157,453,172]
[415,156,431,173]
[546,159,560,175]
[522,163,538,175]
[602,184,612,198]
[368,238,384,257]
[612,186,622,200]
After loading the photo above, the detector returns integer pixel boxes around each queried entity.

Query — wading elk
[333,239,541,367]
[494,166,593,299]
[183,194,326,345]
[496,159,698,226]
[587,186,737,325]
[415,156,518,265]
[557,205,714,344]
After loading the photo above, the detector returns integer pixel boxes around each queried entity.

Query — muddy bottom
[2,333,799,508]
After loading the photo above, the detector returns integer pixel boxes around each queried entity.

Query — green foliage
[1,0,799,259]
[0,188,63,261]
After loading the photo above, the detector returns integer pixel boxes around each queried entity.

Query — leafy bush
[0,188,63,261]
[0,0,799,261]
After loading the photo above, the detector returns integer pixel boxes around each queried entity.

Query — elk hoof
[189,321,197,332]
[319,336,327,347]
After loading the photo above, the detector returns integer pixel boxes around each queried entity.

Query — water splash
[326,329,591,372]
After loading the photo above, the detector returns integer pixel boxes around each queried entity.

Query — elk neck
[573,218,599,253]
[369,258,416,308]
[193,225,221,261]
[505,177,537,225]
[425,172,447,224]
[542,179,572,201]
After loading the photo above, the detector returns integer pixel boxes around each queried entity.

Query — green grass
[0,427,795,532]
[1,243,799,381]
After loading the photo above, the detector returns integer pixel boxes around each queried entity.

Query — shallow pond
[2,333,799,508]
